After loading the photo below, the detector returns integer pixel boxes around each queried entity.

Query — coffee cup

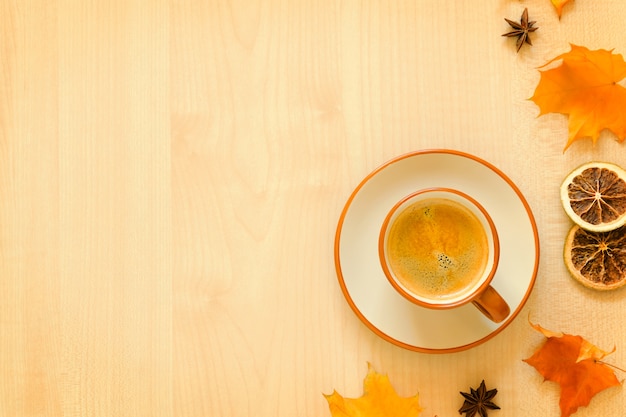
[378,188,510,323]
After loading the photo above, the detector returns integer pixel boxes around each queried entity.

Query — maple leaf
[550,0,573,18]
[530,44,626,151]
[324,363,422,417]
[523,321,621,417]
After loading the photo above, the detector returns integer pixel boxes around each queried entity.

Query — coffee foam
[386,198,489,301]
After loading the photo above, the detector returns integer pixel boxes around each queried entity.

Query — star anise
[502,8,538,52]
[459,380,500,417]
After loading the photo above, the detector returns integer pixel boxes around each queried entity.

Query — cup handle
[471,285,510,323]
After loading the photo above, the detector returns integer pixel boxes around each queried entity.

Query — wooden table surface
[4,1,626,416]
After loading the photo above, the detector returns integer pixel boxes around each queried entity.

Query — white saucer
[334,150,540,353]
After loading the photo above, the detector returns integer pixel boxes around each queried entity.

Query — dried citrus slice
[564,224,626,290]
[560,162,626,232]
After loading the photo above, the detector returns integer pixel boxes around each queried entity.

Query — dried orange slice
[564,224,626,290]
[560,162,626,232]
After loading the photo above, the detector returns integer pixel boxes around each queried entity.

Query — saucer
[334,149,540,353]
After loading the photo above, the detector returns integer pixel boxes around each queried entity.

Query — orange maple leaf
[523,322,621,417]
[551,0,573,18]
[530,44,626,151]
[324,363,423,417]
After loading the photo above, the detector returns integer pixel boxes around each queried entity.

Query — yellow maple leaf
[324,363,423,417]
[551,0,573,18]
[530,44,626,151]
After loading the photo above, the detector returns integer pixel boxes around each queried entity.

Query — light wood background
[3,1,626,416]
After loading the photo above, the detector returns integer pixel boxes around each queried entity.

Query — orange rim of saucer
[378,187,501,310]
[333,149,540,353]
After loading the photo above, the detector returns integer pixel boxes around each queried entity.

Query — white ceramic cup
[379,188,510,323]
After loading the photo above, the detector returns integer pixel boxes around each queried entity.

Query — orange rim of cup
[378,187,501,310]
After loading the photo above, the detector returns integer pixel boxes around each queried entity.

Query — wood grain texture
[4,1,626,416]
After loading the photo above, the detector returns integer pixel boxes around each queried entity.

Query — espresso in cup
[385,197,488,301]
[379,188,510,322]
